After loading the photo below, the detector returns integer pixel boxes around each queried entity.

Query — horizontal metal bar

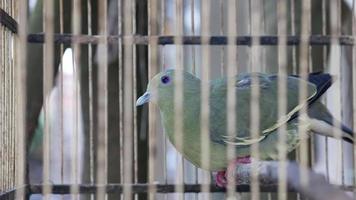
[0,187,27,200]
[0,8,18,33]
[27,34,354,45]
[28,184,285,194]
[0,189,15,200]
[0,184,353,196]
[26,184,354,194]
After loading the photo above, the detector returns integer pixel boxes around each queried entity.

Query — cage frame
[0,1,356,199]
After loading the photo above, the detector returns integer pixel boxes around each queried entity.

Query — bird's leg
[215,156,251,187]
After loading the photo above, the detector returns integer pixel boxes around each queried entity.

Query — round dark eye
[161,75,170,84]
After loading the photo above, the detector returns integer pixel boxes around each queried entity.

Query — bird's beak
[136,92,151,106]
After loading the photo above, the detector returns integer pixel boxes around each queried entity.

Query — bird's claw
[215,171,227,188]
[214,156,251,188]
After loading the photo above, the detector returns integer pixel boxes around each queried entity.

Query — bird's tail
[308,101,354,144]
[308,118,354,143]
[340,124,354,143]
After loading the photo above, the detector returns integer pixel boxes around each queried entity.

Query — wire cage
[1,0,356,200]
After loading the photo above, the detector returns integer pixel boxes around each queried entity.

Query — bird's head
[136,69,200,106]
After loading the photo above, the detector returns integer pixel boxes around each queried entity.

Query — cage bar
[26,34,356,45]
[87,0,95,197]
[226,0,238,198]
[14,0,27,198]
[329,0,343,186]
[131,0,136,198]
[276,0,288,199]
[118,0,124,194]
[352,0,356,197]
[122,0,134,199]
[42,0,55,198]
[200,0,211,198]
[298,0,311,188]
[71,0,81,198]
[96,0,109,200]
[58,0,65,188]
[173,0,184,198]
[148,0,159,199]
[321,0,330,183]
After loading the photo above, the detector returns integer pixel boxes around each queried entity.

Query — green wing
[209,73,317,146]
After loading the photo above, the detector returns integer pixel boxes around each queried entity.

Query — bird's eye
[161,75,170,84]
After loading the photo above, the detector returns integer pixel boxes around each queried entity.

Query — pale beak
[136,92,151,106]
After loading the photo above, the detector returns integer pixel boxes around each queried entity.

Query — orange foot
[215,156,251,188]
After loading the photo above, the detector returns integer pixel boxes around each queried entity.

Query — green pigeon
[136,69,353,186]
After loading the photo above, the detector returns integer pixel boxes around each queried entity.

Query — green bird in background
[136,69,354,187]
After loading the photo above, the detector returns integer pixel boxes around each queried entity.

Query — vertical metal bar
[290,0,297,75]
[11,1,16,190]
[59,0,65,187]
[219,0,224,76]
[6,0,9,187]
[1,8,5,189]
[87,0,95,195]
[250,0,261,199]
[148,0,158,199]
[3,1,8,189]
[2,0,5,189]
[5,0,7,190]
[159,3,168,199]
[132,2,138,198]
[6,1,9,190]
[2,12,5,186]
[71,0,81,198]
[329,0,343,185]
[123,0,134,199]
[322,0,330,182]
[7,1,11,188]
[0,0,3,190]
[43,0,54,198]
[338,0,345,186]
[0,0,3,192]
[1,0,3,190]
[337,0,345,187]
[1,0,4,191]
[200,0,211,199]
[298,0,311,188]
[14,0,27,200]
[308,0,314,181]
[191,0,196,74]
[226,0,237,198]
[0,9,2,194]
[118,0,124,193]
[352,0,356,197]
[191,2,199,197]
[261,1,266,73]
[11,0,14,190]
[117,0,124,188]
[1,0,5,190]
[9,4,13,186]
[96,0,108,199]
[132,1,138,199]
[4,0,8,190]
[174,0,184,199]
[8,1,12,190]
[14,4,27,186]
[2,2,4,191]
[277,0,288,199]
[160,0,165,36]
